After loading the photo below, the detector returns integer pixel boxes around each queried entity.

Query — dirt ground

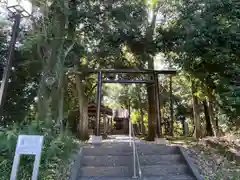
[169,135,240,180]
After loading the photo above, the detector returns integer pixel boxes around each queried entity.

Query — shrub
[0,121,80,180]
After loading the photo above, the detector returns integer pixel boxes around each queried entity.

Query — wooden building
[88,103,112,135]
[112,109,129,134]
[88,104,129,135]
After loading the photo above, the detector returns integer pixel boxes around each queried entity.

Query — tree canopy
[0,0,239,140]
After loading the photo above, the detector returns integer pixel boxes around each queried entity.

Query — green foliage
[0,121,79,180]
[0,20,8,69]
[2,54,39,125]
[0,18,41,126]
[131,111,140,124]
[158,0,240,125]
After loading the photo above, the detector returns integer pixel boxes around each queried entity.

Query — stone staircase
[74,140,200,180]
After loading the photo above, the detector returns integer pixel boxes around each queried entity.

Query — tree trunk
[203,99,214,136]
[145,4,161,141]
[137,87,145,135]
[166,118,171,136]
[169,76,174,136]
[106,117,110,133]
[181,120,185,136]
[236,117,240,129]
[37,77,50,126]
[58,76,64,133]
[76,74,89,140]
[37,1,68,129]
[191,80,202,139]
[207,88,219,136]
[103,114,107,134]
[140,108,145,135]
[147,66,156,140]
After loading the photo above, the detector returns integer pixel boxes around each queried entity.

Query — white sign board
[10,135,44,180]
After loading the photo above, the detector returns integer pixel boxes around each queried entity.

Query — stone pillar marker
[10,135,44,180]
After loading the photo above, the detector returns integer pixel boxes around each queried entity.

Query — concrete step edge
[141,164,188,168]
[82,154,182,158]
[80,165,130,168]
[78,175,195,180]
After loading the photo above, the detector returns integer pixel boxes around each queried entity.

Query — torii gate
[75,68,177,139]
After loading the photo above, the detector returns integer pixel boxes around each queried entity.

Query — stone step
[85,142,174,148]
[78,174,196,180]
[142,175,196,180]
[82,145,178,156]
[136,143,178,149]
[108,143,179,152]
[82,155,131,166]
[141,164,190,176]
[136,145,179,155]
[139,154,183,165]
[81,154,183,167]
[79,166,131,177]
[79,164,189,177]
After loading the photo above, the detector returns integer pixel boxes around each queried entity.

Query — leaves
[0,121,79,180]
[158,0,240,125]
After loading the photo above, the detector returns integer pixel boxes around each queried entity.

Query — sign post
[10,135,44,180]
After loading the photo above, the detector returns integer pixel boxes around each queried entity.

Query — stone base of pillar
[154,138,168,144]
[91,136,102,144]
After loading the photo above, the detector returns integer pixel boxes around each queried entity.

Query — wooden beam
[102,80,155,84]
[67,68,177,75]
